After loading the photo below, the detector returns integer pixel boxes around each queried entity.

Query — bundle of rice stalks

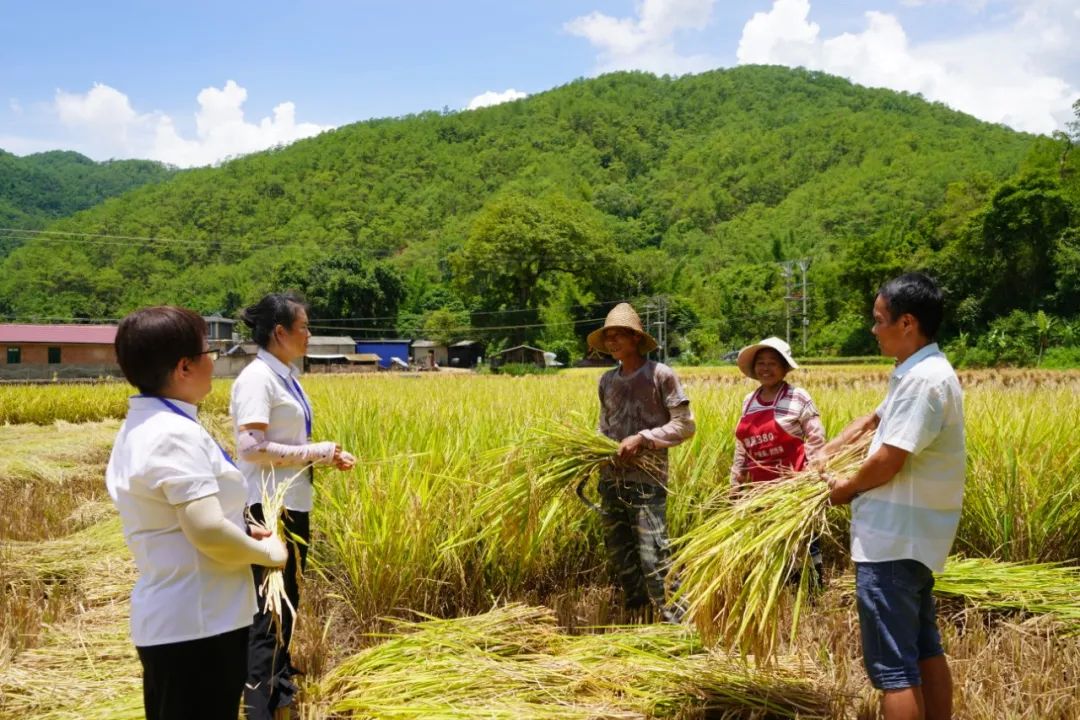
[255,467,310,641]
[931,557,1080,634]
[455,416,663,570]
[670,440,867,661]
[554,626,833,719]
[308,604,834,719]
[310,604,572,718]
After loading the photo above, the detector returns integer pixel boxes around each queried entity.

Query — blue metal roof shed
[354,339,412,369]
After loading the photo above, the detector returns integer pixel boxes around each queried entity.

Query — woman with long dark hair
[230,291,355,720]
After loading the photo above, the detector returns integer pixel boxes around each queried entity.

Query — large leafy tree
[277,254,406,326]
[941,174,1071,324]
[451,192,626,310]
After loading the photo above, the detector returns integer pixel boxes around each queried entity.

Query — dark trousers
[598,479,682,621]
[137,626,248,720]
[244,504,310,720]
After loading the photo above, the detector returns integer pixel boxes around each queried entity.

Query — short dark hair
[115,306,206,395]
[877,272,944,340]
[239,292,308,348]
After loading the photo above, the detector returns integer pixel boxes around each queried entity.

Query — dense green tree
[450,192,625,310]
[277,254,406,329]
[940,174,1071,323]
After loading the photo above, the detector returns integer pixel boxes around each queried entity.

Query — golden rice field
[2,366,1080,719]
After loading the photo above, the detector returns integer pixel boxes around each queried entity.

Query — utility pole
[643,302,653,359]
[654,296,667,364]
[779,261,795,346]
[779,258,810,350]
[656,295,665,362]
[798,258,811,354]
[643,296,669,362]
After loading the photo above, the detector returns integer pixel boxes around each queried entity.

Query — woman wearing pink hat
[730,337,826,576]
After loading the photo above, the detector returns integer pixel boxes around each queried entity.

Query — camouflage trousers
[598,478,684,622]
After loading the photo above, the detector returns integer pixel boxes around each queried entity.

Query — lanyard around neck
[146,396,238,469]
[258,357,313,439]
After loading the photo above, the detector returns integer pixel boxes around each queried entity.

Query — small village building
[305,335,364,372]
[411,339,448,369]
[350,353,382,371]
[448,340,485,369]
[493,344,547,369]
[575,349,617,368]
[355,339,412,370]
[0,324,119,380]
[306,335,357,356]
[203,314,237,343]
[305,353,383,374]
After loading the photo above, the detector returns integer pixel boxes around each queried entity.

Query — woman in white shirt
[231,292,355,720]
[106,306,288,720]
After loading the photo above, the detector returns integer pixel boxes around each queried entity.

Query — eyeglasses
[195,349,220,361]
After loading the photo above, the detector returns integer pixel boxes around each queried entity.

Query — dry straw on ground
[306,603,835,719]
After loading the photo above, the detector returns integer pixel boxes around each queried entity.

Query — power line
[0,227,281,250]
[0,312,609,334]
[309,298,630,322]
[0,229,642,322]
[310,316,607,335]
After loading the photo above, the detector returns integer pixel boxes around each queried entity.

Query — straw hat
[737,337,799,379]
[587,303,658,355]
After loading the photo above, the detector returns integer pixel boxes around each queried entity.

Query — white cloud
[466,89,527,111]
[736,0,1079,135]
[9,99,23,115]
[565,0,719,75]
[55,83,141,152]
[50,80,331,167]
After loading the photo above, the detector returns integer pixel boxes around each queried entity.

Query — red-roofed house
[0,324,119,380]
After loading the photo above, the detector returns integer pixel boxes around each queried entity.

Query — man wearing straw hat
[587,302,695,623]
[823,273,964,720]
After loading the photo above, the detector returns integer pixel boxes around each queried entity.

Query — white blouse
[106,396,256,647]
[230,348,315,511]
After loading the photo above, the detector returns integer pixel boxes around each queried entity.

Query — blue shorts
[855,560,944,690]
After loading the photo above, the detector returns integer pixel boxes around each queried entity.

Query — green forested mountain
[2,66,1077,364]
[0,150,174,239]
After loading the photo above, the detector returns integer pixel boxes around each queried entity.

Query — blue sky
[2,0,1077,166]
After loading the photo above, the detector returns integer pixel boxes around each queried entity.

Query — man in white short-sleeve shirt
[825,272,965,720]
